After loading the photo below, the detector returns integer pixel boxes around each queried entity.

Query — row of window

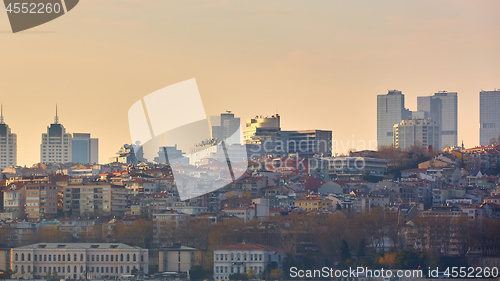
[15,253,143,263]
[15,265,139,275]
[215,253,262,261]
[215,265,263,274]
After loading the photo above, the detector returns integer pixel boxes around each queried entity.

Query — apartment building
[62,184,127,216]
[11,243,148,279]
[2,182,26,219]
[25,183,60,220]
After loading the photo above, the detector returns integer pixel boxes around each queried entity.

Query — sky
[1,0,499,166]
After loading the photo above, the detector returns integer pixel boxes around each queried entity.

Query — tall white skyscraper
[377,90,411,148]
[72,133,99,164]
[0,106,17,170]
[417,91,458,149]
[480,90,500,145]
[40,107,72,163]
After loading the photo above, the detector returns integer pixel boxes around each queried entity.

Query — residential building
[71,133,98,164]
[62,183,126,216]
[480,90,500,145]
[25,183,60,220]
[393,118,440,149]
[213,243,282,280]
[0,107,17,170]
[418,91,458,149]
[10,243,148,279]
[40,108,72,163]
[2,182,26,219]
[294,195,332,211]
[377,90,412,148]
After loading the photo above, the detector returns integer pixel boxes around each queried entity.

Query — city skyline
[1,0,499,166]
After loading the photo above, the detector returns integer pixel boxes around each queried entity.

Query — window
[121,254,123,261]
[92,255,95,261]
[67,254,70,261]
[48,255,51,261]
[133,254,136,262]
[141,255,144,262]
[111,255,113,262]
[81,254,84,261]
[127,254,130,262]
[216,254,219,261]
[127,266,130,273]
[120,266,123,273]
[106,255,109,262]
[28,253,31,261]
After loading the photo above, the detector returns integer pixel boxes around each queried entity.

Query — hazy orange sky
[1,0,499,166]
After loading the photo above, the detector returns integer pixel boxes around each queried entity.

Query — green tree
[189,265,207,281]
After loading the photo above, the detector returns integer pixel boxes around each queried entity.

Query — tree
[270,268,284,280]
[340,239,351,261]
[356,238,366,259]
[378,252,397,268]
[189,265,207,281]
[247,268,255,279]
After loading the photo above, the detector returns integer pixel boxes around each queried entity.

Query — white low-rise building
[213,243,282,280]
[11,243,148,279]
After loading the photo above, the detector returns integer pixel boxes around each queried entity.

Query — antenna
[54,104,59,124]
[0,103,3,124]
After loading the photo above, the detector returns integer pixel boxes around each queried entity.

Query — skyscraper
[417,91,458,149]
[377,90,411,148]
[0,106,17,170]
[211,111,241,142]
[480,90,500,145]
[40,107,72,163]
[243,114,281,144]
[72,133,99,164]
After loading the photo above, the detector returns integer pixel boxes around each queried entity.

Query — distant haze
[0,0,499,165]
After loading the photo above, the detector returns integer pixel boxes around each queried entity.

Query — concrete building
[153,145,186,164]
[377,90,412,148]
[40,108,72,163]
[211,111,241,142]
[25,183,60,221]
[0,107,17,170]
[2,182,26,220]
[393,118,440,150]
[63,184,127,216]
[418,91,458,149]
[280,130,332,157]
[158,246,201,274]
[72,133,98,164]
[213,243,282,280]
[480,90,500,145]
[10,243,148,279]
[243,114,281,144]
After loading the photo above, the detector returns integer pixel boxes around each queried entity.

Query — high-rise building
[71,133,99,164]
[0,106,17,170]
[243,114,281,144]
[480,90,500,145]
[417,91,458,149]
[393,119,440,150]
[40,107,72,163]
[280,130,332,157]
[377,90,412,148]
[211,111,240,142]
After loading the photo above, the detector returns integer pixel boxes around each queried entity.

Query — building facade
[417,91,458,149]
[72,133,99,164]
[393,119,440,150]
[0,108,17,170]
[2,182,26,220]
[213,243,282,280]
[480,90,500,145]
[377,90,412,148]
[63,184,127,216]
[211,111,241,142]
[25,183,60,221]
[10,243,148,279]
[40,110,72,163]
[280,130,332,157]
